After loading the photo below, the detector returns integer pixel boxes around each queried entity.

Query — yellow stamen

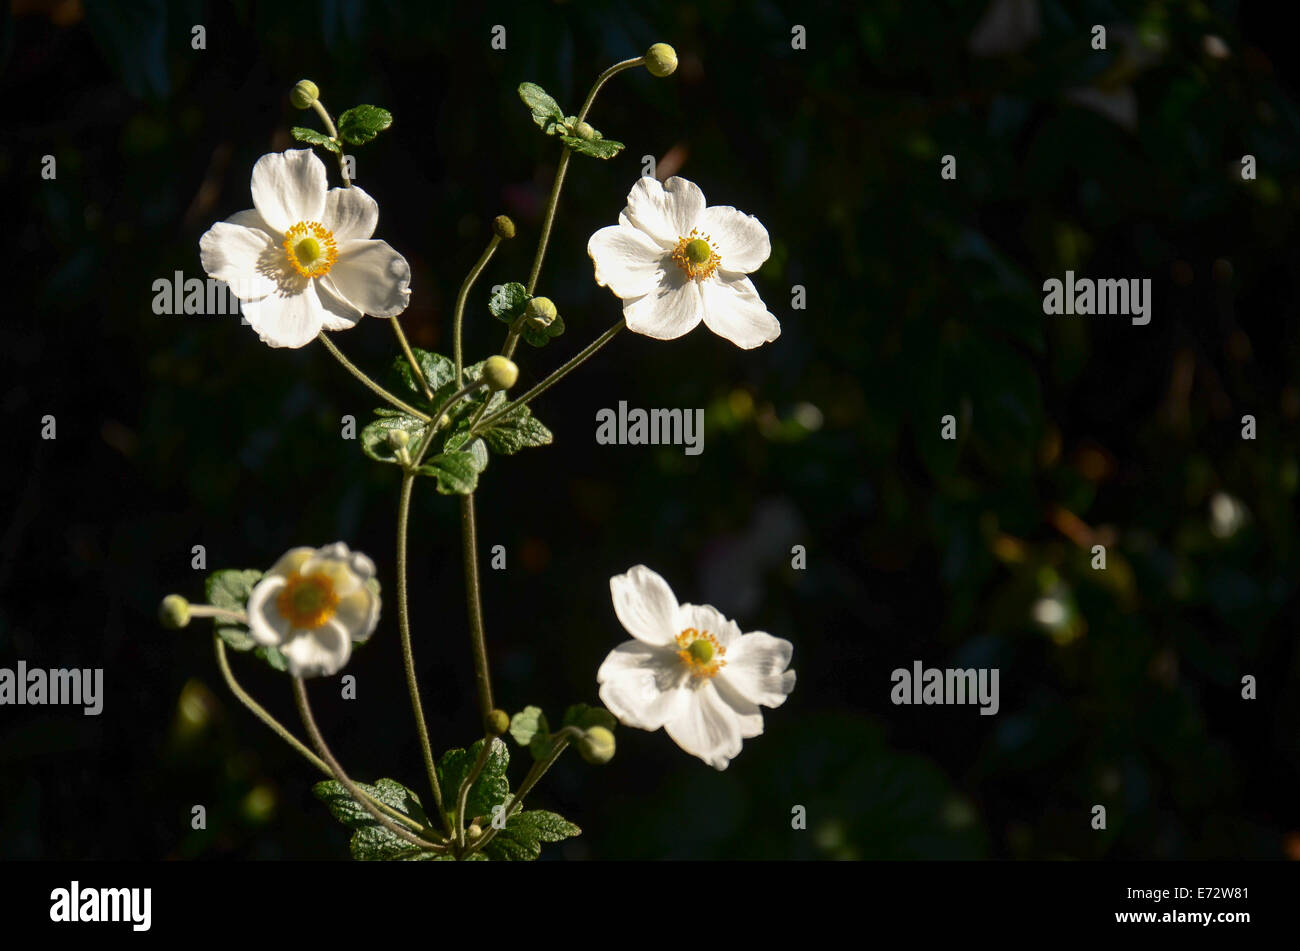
[676,627,726,679]
[276,571,339,629]
[670,229,721,281]
[283,221,339,278]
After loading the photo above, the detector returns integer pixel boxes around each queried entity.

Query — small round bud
[387,429,410,450]
[493,215,516,240]
[644,43,678,78]
[485,708,510,737]
[483,355,519,392]
[290,79,320,110]
[159,594,191,630]
[525,296,558,323]
[578,726,615,764]
[439,413,452,429]
[467,822,483,841]
[574,121,597,141]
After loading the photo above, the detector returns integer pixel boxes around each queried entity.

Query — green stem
[459,493,494,722]
[473,319,625,434]
[453,235,503,384]
[455,738,494,851]
[190,605,247,623]
[396,472,455,837]
[292,677,445,851]
[318,332,431,421]
[470,734,573,855]
[525,56,645,296]
[311,99,351,188]
[390,318,434,402]
[213,636,423,834]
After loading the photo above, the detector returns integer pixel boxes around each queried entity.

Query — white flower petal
[587,222,668,299]
[701,274,781,349]
[335,588,380,643]
[624,176,705,246]
[717,631,796,708]
[250,149,327,235]
[597,641,689,730]
[238,277,326,349]
[300,551,363,597]
[711,676,766,739]
[266,547,316,579]
[678,603,742,647]
[198,219,278,301]
[329,239,412,317]
[700,204,771,275]
[246,576,290,647]
[281,621,352,678]
[609,565,682,646]
[663,682,745,770]
[316,276,364,331]
[622,270,703,340]
[324,185,379,242]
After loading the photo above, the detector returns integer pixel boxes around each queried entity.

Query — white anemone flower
[597,565,795,770]
[247,542,380,678]
[199,149,412,348]
[587,176,780,350]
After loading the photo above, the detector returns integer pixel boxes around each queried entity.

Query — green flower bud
[644,43,678,78]
[574,121,597,141]
[387,429,410,450]
[159,594,191,630]
[525,296,557,323]
[485,708,511,737]
[578,725,616,765]
[493,215,516,240]
[290,79,320,110]
[483,355,519,392]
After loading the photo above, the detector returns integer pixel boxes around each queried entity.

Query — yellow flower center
[283,221,338,278]
[276,571,339,629]
[676,628,726,679]
[671,229,721,281]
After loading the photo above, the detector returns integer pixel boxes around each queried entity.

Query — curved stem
[292,677,444,851]
[318,332,431,421]
[459,492,494,722]
[470,734,573,855]
[525,56,645,296]
[473,319,624,434]
[455,738,494,851]
[213,637,423,833]
[453,235,503,384]
[396,473,454,836]
[311,99,351,188]
[390,318,433,402]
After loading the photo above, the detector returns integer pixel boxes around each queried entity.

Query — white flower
[199,149,412,349]
[597,565,795,770]
[587,176,780,350]
[246,542,380,678]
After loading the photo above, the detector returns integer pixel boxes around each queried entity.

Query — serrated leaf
[436,738,510,823]
[360,413,427,464]
[481,810,581,861]
[417,450,479,495]
[519,312,565,348]
[390,349,456,404]
[336,104,393,145]
[561,135,625,160]
[509,706,548,747]
[291,126,340,153]
[518,82,565,134]
[312,777,439,861]
[444,430,489,473]
[562,703,618,733]
[479,405,553,455]
[488,282,530,324]
[205,569,263,652]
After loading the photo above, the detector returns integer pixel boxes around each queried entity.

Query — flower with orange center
[587,176,780,349]
[247,542,381,678]
[199,149,412,348]
[597,565,796,770]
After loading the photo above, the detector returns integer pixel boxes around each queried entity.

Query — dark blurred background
[2,0,1299,860]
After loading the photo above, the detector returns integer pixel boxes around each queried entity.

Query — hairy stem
[390,317,434,402]
[318,332,431,421]
[454,235,503,384]
[310,99,351,187]
[459,493,494,722]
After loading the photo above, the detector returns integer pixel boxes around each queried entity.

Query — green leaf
[255,645,288,671]
[417,450,479,495]
[204,569,263,652]
[360,413,427,464]
[479,405,553,455]
[518,83,565,134]
[562,703,618,733]
[435,738,510,823]
[291,126,340,153]
[312,777,438,861]
[561,135,625,160]
[390,349,456,404]
[509,706,548,747]
[488,282,530,325]
[336,104,393,145]
[519,312,565,348]
[481,810,581,861]
[444,430,489,473]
